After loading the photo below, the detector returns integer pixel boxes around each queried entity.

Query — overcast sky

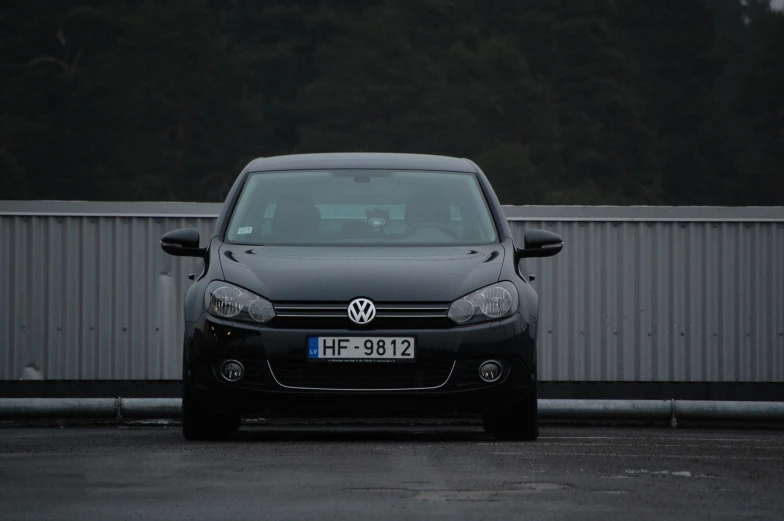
[773,0,784,9]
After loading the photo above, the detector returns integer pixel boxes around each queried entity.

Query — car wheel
[483,390,538,441]
[224,414,242,433]
[182,375,237,441]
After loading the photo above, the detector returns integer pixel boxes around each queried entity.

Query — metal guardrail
[0,398,181,420]
[1,399,783,424]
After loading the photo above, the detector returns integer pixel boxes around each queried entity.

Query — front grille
[275,302,450,319]
[455,360,486,389]
[272,302,453,330]
[268,359,455,390]
[238,359,268,388]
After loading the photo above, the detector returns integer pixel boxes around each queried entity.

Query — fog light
[478,360,503,383]
[220,360,244,382]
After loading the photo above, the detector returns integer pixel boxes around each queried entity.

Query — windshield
[225,169,498,245]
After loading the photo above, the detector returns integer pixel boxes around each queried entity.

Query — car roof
[245,153,477,173]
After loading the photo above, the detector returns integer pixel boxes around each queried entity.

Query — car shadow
[225,420,494,442]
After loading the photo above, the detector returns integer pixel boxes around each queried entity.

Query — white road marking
[493,452,783,461]
[538,436,779,443]
[539,436,620,440]
[534,442,780,449]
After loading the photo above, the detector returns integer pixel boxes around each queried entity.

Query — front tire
[483,390,538,441]
[182,371,240,441]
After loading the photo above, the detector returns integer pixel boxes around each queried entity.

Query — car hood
[218,244,506,302]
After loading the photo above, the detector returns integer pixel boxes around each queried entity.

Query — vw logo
[348,297,376,325]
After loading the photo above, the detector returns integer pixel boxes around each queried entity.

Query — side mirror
[516,229,563,259]
[160,228,206,257]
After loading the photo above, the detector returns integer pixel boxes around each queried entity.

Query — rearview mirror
[516,229,563,259]
[160,228,206,257]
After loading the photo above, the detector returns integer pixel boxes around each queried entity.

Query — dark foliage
[1,0,782,204]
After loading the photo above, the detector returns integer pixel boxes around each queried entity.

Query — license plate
[307,336,415,361]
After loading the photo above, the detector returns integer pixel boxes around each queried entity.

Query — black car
[161,153,562,441]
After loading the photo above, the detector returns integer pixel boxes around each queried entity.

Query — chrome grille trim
[375,305,449,311]
[276,313,347,318]
[276,305,345,311]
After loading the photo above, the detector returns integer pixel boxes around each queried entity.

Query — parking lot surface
[0,422,782,521]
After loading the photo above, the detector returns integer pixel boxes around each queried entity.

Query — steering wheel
[399,222,461,240]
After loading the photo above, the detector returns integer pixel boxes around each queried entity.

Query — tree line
[1,0,782,205]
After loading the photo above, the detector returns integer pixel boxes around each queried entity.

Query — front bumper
[184,313,537,416]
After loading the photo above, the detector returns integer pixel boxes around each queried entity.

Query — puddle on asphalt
[626,469,692,477]
[517,482,569,492]
[346,482,571,502]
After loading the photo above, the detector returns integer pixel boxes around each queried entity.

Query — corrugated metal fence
[1,201,782,382]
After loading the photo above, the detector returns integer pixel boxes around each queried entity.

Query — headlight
[447,281,518,325]
[204,281,276,324]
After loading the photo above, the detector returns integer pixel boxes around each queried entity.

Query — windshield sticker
[237,226,253,235]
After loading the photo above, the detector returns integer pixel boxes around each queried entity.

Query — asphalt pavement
[0,421,782,521]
